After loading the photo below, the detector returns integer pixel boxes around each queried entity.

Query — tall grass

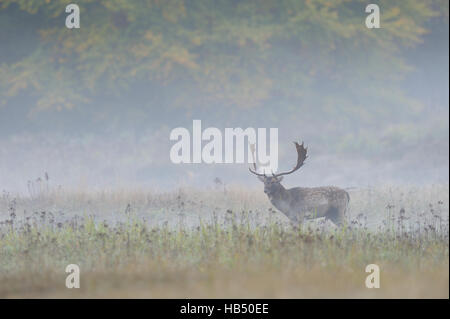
[0,185,448,298]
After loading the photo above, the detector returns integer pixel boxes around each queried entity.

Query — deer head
[249,141,308,194]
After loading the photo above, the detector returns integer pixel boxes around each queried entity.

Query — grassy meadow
[0,183,448,298]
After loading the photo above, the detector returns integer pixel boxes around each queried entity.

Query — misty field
[0,184,448,298]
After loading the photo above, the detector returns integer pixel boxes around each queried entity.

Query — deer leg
[325,207,344,227]
[297,211,306,224]
[288,211,305,227]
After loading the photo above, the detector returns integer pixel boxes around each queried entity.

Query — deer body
[264,180,349,225]
[250,142,349,226]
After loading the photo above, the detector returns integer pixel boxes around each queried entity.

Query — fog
[0,2,448,195]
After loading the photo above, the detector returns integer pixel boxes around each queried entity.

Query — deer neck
[267,184,289,208]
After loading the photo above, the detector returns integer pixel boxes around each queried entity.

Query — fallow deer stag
[250,142,349,226]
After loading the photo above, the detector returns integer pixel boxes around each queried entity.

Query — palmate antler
[249,143,266,176]
[249,141,308,177]
[273,141,308,177]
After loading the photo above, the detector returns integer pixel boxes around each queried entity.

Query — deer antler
[248,143,267,177]
[272,141,308,177]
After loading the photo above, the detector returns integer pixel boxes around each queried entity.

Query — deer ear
[257,176,265,182]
